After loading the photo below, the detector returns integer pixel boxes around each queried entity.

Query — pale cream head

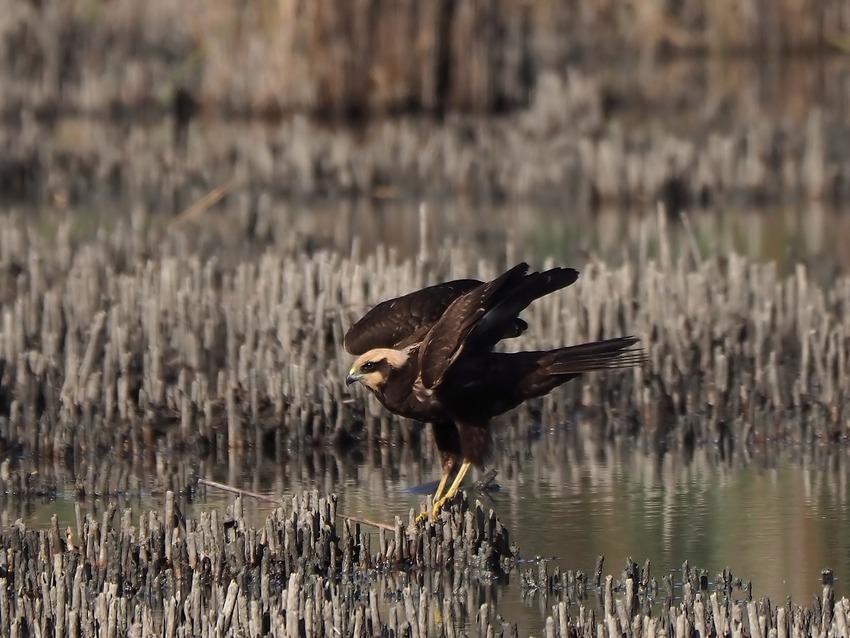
[346,348,411,390]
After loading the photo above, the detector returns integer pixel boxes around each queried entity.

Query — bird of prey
[344,263,642,521]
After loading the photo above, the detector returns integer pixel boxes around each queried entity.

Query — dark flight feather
[539,336,643,374]
[466,266,579,351]
[418,264,580,390]
[343,279,481,354]
[417,264,529,389]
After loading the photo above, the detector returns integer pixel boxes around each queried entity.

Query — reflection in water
[10,420,849,636]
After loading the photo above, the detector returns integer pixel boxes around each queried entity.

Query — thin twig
[170,178,240,230]
[336,514,397,532]
[199,477,279,503]
[198,477,397,531]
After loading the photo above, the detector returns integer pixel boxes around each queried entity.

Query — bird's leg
[440,460,471,502]
[431,461,472,518]
[415,457,454,524]
[432,471,451,503]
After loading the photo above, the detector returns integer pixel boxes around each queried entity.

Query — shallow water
[13,427,849,637]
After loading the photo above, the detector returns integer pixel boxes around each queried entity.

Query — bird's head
[346,348,410,391]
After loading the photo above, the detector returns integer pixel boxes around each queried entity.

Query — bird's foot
[431,501,445,520]
[414,497,449,524]
[431,494,455,519]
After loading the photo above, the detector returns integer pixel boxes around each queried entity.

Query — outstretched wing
[418,263,580,390]
[343,279,481,355]
[417,264,529,389]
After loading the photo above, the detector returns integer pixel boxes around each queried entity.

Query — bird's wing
[419,263,581,391]
[343,279,482,355]
[463,266,579,352]
[417,263,530,389]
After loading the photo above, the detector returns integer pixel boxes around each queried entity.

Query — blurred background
[3,0,850,271]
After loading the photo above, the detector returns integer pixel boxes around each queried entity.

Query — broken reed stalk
[0,491,846,638]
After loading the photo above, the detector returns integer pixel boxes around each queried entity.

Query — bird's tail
[512,335,643,401]
[544,336,645,375]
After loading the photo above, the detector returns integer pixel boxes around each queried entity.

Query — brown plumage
[344,263,643,520]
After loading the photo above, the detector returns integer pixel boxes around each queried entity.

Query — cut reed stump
[0,491,845,638]
[0,490,515,637]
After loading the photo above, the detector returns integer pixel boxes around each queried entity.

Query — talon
[415,511,430,524]
[430,460,471,519]
[431,491,460,518]
[431,498,447,519]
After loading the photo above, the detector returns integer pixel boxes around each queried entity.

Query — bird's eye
[361,361,376,372]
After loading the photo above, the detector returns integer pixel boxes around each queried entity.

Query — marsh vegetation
[2,1,850,634]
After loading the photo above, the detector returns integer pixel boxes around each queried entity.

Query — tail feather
[545,336,644,375]
[515,335,643,400]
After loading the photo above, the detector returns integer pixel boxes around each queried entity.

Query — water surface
[13,427,849,636]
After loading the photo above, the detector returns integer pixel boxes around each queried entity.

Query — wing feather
[419,263,580,391]
[418,263,530,389]
[343,279,481,355]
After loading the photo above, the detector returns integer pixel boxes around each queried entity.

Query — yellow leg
[415,470,453,524]
[431,461,471,518]
[416,468,444,523]
[432,471,450,503]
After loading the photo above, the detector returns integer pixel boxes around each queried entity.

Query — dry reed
[0,491,846,637]
[0,209,846,502]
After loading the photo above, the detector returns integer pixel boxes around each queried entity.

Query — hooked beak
[345,371,360,386]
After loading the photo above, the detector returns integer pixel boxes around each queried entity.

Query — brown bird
[344,263,643,520]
